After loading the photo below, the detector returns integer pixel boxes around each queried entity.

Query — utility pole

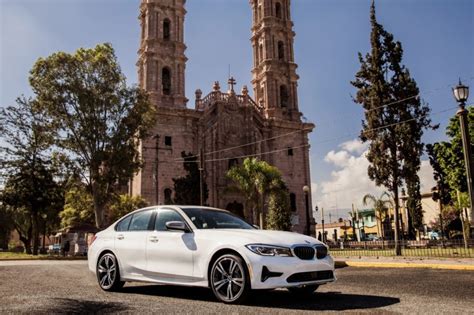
[153,135,160,205]
[321,207,325,243]
[351,203,356,241]
[199,148,204,206]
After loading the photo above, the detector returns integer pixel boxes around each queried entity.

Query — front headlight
[245,244,293,257]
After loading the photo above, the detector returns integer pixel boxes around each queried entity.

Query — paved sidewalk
[335,256,474,270]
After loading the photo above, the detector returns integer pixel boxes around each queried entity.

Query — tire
[287,284,319,296]
[210,254,250,304]
[96,253,125,291]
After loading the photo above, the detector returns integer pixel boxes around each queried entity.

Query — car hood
[194,229,324,247]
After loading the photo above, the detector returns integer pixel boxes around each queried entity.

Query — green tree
[427,107,473,199]
[266,187,292,231]
[109,194,148,223]
[173,152,208,206]
[227,158,290,228]
[2,164,64,255]
[59,184,95,229]
[0,97,63,255]
[0,201,14,250]
[29,43,155,228]
[405,177,424,238]
[426,143,453,206]
[351,2,433,254]
[362,192,393,239]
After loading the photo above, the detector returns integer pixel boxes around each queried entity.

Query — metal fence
[327,239,474,258]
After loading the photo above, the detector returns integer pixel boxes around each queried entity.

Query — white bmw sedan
[88,206,335,303]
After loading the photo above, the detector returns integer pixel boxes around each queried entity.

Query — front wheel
[287,284,319,296]
[210,254,250,304]
[96,253,124,291]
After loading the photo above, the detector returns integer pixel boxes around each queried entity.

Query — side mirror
[252,224,260,229]
[165,221,189,232]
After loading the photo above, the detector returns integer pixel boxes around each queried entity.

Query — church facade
[131,0,315,234]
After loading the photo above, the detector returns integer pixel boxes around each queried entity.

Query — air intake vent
[293,246,315,260]
[287,270,334,283]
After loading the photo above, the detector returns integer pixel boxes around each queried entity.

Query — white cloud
[419,160,436,192]
[339,139,368,154]
[324,150,351,167]
[312,138,437,221]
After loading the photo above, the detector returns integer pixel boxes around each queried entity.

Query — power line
[174,78,473,162]
[173,128,312,161]
[172,103,470,164]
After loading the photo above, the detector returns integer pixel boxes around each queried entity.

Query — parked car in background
[88,206,335,303]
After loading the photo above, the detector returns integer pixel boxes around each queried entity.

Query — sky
[1,0,473,222]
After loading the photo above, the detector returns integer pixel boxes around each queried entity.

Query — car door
[114,209,155,277]
[146,208,195,281]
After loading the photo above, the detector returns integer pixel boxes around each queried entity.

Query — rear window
[116,215,132,232]
[129,210,153,231]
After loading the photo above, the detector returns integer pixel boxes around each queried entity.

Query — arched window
[290,193,297,212]
[163,19,171,41]
[162,67,171,95]
[259,44,264,62]
[275,2,282,19]
[164,188,172,205]
[280,85,289,108]
[278,41,285,60]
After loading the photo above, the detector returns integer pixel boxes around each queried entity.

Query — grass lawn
[330,247,474,258]
[0,252,86,260]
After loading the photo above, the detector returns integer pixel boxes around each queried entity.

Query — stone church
[131,0,314,234]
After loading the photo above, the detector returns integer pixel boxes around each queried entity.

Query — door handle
[117,234,124,240]
[149,236,159,243]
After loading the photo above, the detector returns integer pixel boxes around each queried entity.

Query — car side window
[116,215,132,232]
[128,210,153,231]
[155,209,185,231]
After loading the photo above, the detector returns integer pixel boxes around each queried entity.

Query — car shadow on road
[121,284,400,311]
[41,298,128,314]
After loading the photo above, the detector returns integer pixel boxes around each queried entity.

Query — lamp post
[303,185,311,236]
[453,80,473,228]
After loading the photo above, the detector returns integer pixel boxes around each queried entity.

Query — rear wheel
[287,284,319,296]
[210,254,250,304]
[96,253,124,291]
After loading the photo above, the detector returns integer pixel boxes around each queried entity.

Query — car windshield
[181,208,255,230]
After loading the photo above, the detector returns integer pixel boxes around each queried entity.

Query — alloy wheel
[211,256,246,302]
[97,253,117,290]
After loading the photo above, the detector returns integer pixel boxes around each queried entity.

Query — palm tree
[226,158,287,228]
[362,192,393,239]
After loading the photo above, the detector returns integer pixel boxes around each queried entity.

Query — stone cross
[228,76,236,92]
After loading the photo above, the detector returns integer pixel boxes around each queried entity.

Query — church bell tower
[250,0,300,121]
[138,0,187,108]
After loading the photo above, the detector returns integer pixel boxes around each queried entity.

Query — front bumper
[245,253,335,290]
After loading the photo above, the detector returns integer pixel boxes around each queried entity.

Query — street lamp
[315,204,325,242]
[453,80,473,228]
[303,185,311,236]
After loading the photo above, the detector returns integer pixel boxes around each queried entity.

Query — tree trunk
[91,182,105,229]
[32,211,40,256]
[17,226,32,255]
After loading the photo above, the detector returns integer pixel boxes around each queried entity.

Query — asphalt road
[0,261,473,314]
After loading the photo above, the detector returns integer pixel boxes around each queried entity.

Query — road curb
[335,260,474,271]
